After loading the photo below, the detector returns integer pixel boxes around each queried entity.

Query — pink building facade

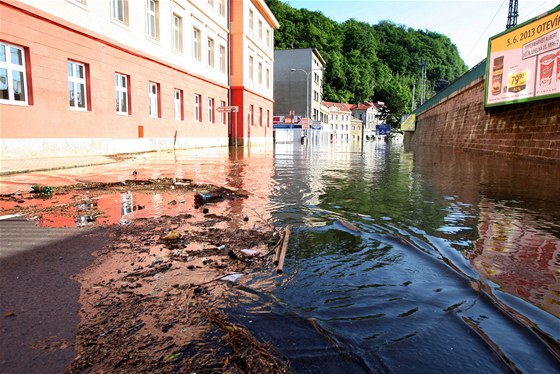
[0,0,278,158]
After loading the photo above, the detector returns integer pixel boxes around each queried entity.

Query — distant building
[322,101,362,143]
[273,48,325,121]
[0,0,278,158]
[349,102,385,139]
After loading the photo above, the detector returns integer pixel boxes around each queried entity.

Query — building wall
[273,48,324,119]
[0,0,278,158]
[407,77,560,163]
[229,0,277,146]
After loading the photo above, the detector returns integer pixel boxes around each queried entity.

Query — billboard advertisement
[400,114,416,132]
[485,6,560,107]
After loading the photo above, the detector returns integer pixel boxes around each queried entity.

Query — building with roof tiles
[349,102,385,140]
[0,0,278,158]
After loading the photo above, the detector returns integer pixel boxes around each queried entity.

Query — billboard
[485,6,560,107]
[400,114,416,131]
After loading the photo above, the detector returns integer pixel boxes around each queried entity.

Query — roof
[322,101,353,113]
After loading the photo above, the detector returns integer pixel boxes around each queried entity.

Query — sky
[284,0,559,68]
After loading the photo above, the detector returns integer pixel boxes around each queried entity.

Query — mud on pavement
[1,179,291,373]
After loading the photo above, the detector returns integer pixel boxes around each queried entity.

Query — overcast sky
[285,0,559,68]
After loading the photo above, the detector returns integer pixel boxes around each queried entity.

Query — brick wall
[407,78,560,163]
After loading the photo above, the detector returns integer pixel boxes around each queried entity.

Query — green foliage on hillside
[266,0,468,126]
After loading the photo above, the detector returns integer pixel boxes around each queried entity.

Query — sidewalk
[0,155,117,175]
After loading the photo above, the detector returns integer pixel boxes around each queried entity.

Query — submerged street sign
[485,5,560,107]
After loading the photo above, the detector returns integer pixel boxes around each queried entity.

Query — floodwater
[1,140,559,372]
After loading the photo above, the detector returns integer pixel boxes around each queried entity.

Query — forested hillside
[266,0,468,125]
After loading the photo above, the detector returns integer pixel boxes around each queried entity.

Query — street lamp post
[290,68,311,121]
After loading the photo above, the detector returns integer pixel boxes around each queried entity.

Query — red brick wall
[408,78,560,163]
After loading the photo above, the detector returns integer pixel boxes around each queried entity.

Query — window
[218,0,224,16]
[258,62,262,85]
[112,0,128,24]
[208,97,214,123]
[266,29,270,47]
[258,107,262,126]
[194,94,201,122]
[0,42,28,105]
[68,61,88,110]
[266,109,270,127]
[207,37,214,68]
[219,45,226,73]
[146,0,159,40]
[249,9,254,30]
[207,0,214,7]
[172,14,182,52]
[193,27,201,62]
[249,104,253,126]
[249,55,253,81]
[266,68,270,89]
[219,100,226,124]
[258,20,263,39]
[148,81,159,118]
[174,89,183,120]
[115,73,129,115]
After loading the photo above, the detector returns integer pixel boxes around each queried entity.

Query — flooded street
[1,141,559,372]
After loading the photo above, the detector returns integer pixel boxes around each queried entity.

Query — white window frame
[0,42,28,105]
[194,94,201,122]
[219,100,226,124]
[249,9,254,31]
[258,20,263,40]
[193,27,201,62]
[172,13,182,52]
[218,0,224,16]
[115,73,129,115]
[146,0,158,40]
[148,81,158,118]
[258,62,262,85]
[208,97,214,123]
[174,89,183,120]
[266,67,270,89]
[219,45,226,74]
[266,29,271,47]
[68,60,87,111]
[112,0,127,24]
[249,55,254,81]
[207,37,214,68]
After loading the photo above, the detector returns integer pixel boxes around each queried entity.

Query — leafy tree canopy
[266,0,468,126]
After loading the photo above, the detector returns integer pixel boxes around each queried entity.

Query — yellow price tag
[508,71,527,93]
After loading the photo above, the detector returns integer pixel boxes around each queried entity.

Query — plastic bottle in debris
[194,192,222,206]
[31,185,53,194]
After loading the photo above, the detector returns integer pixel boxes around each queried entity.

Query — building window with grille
[219,45,226,73]
[207,37,214,68]
[172,14,182,52]
[174,89,183,120]
[194,94,201,122]
[112,0,128,24]
[146,0,159,40]
[148,81,160,118]
[0,42,29,105]
[208,97,214,123]
[193,27,201,62]
[68,60,88,111]
[115,73,129,115]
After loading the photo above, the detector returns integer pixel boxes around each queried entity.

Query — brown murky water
[1,142,559,372]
